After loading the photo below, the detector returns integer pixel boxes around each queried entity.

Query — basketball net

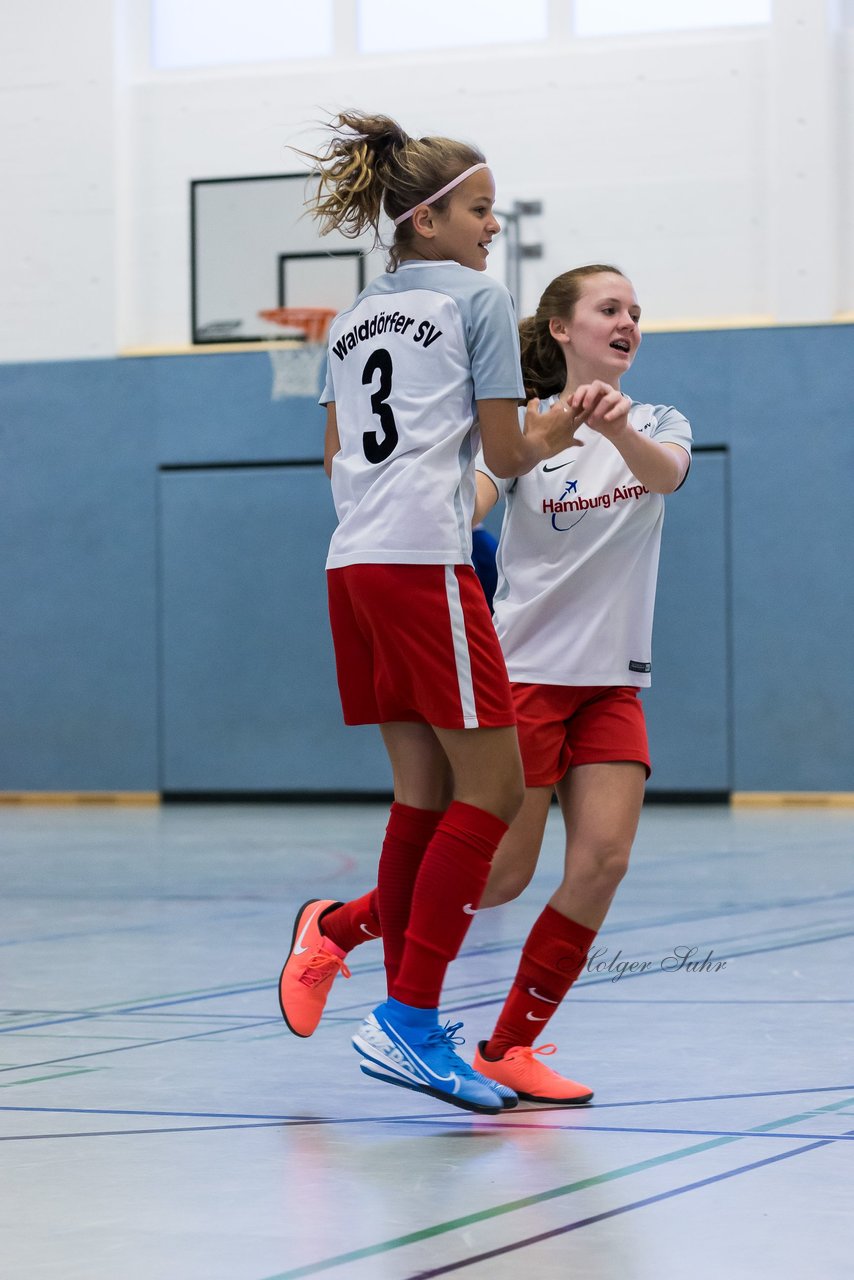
[268,344,326,400]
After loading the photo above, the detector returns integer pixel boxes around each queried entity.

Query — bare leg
[551,761,646,929]
[479,786,554,908]
[478,761,646,1072]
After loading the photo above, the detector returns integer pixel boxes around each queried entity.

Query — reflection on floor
[1,801,852,1279]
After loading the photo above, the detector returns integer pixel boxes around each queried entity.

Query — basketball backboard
[190,173,382,344]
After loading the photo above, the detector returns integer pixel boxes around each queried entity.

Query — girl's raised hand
[570,381,631,439]
[522,396,586,461]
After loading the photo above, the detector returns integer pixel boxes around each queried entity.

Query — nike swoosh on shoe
[293,905,322,955]
[383,1021,460,1089]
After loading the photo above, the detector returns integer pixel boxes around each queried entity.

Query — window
[151,0,333,69]
[574,0,772,39]
[357,0,548,54]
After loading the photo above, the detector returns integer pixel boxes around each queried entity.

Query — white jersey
[480,400,692,687]
[321,260,524,569]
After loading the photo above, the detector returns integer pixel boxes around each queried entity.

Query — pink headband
[393,162,490,226]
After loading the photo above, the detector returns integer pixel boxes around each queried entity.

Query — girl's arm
[323,404,340,478]
[473,471,500,526]
[478,398,584,479]
[570,382,689,494]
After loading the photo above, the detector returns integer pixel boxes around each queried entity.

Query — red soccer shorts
[327,563,516,730]
[511,683,652,787]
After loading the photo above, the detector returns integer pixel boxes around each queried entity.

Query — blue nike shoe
[353,999,516,1115]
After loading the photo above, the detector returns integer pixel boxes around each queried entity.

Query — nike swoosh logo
[293,905,322,955]
[528,987,559,1004]
[359,924,380,937]
[543,461,575,472]
[462,904,478,915]
[526,1012,550,1021]
[384,1021,460,1089]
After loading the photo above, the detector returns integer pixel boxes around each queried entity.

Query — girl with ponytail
[279,112,583,1116]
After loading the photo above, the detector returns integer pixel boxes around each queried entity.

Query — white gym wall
[0,0,851,362]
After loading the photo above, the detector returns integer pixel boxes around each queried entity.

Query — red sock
[484,905,597,1059]
[375,803,443,992]
[320,889,381,953]
[392,801,508,1009]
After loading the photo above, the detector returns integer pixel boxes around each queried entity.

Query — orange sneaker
[278,899,351,1037]
[472,1042,593,1105]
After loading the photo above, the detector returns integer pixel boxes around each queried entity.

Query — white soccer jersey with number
[480,400,692,687]
[321,260,524,569]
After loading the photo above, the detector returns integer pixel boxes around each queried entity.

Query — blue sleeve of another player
[466,281,525,401]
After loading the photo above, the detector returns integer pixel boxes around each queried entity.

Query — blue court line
[0,1121,301,1142]
[0,1017,282,1075]
[2,1081,853,1127]
[0,985,278,1034]
[3,1115,853,1147]
[0,1111,850,1152]
[0,906,269,949]
[403,1137,835,1278]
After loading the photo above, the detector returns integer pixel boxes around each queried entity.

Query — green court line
[0,1068,101,1089]
[263,1093,854,1280]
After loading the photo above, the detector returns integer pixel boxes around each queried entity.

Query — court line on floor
[260,1095,854,1279]
[0,1018,283,1074]
[442,926,854,1017]
[3,1080,850,1121]
[0,1068,103,1089]
[3,1118,854,1146]
[403,1137,838,1278]
[3,1086,854,1140]
[2,917,850,1045]
[2,913,850,1067]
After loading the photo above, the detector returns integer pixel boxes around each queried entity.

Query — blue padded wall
[0,360,159,789]
[624,325,854,791]
[1,324,851,794]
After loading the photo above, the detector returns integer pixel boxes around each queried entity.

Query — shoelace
[512,1043,558,1063]
[425,1020,465,1049]
[422,1020,476,1071]
[299,951,351,988]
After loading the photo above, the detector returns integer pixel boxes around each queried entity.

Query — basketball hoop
[258,307,337,342]
[260,307,335,400]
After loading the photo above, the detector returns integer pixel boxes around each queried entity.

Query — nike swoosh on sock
[527,987,559,1004]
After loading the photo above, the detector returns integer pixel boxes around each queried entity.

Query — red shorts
[512,683,651,787]
[327,564,516,730]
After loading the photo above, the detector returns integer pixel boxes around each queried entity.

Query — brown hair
[520,264,627,399]
[298,111,486,270]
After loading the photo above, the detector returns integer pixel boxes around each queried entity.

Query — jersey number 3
[362,349,399,464]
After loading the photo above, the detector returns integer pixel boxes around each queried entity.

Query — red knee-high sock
[392,801,508,1010]
[484,905,597,1060]
[375,803,443,993]
[320,889,382,954]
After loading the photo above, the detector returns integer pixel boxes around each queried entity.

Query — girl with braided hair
[279,112,582,1115]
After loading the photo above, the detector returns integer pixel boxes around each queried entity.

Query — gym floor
[2,800,852,1279]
